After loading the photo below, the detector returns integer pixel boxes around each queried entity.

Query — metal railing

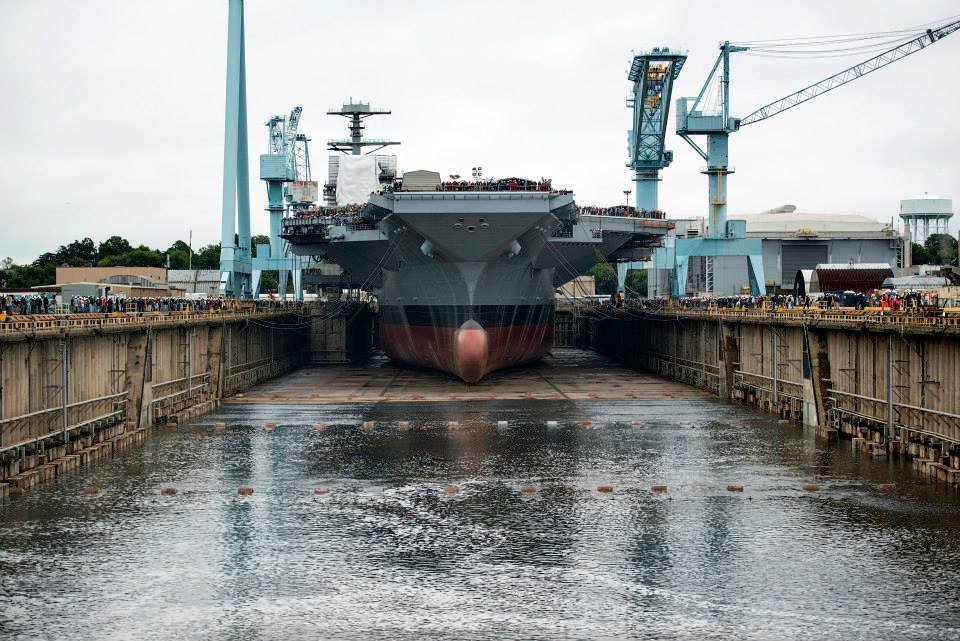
[734,370,804,404]
[637,306,960,329]
[152,373,211,404]
[827,387,960,445]
[0,306,310,337]
[0,392,128,454]
[224,356,295,394]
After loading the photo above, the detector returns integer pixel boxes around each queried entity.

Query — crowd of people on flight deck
[437,178,555,192]
[576,206,667,220]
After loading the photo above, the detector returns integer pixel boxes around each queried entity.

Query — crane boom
[738,18,960,127]
[286,105,302,140]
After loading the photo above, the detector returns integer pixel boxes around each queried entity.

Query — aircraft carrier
[282,103,673,382]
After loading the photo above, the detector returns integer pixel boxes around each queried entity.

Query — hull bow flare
[454,320,489,383]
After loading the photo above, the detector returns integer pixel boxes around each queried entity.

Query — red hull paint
[380,321,553,383]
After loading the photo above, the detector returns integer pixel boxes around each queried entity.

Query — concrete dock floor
[225,348,710,404]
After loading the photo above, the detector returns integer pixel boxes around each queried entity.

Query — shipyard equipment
[626,48,687,212]
[254,106,309,299]
[662,16,960,296]
[218,0,253,297]
[617,48,686,292]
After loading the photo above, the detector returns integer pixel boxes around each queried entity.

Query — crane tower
[658,16,960,297]
[617,48,687,293]
[626,48,687,212]
[255,106,310,299]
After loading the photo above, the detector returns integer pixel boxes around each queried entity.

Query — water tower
[900,193,953,244]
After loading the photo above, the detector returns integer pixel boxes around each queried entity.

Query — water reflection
[2,395,960,640]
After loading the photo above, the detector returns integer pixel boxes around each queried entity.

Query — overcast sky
[1,0,958,263]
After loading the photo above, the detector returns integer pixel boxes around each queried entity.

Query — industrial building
[166,270,223,297]
[54,266,228,299]
[54,266,186,298]
[645,206,904,296]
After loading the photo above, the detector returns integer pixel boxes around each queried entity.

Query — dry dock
[590,306,960,484]
[0,303,371,494]
[228,350,708,405]
[3,303,960,496]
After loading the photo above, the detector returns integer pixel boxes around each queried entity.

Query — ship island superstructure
[282,105,673,382]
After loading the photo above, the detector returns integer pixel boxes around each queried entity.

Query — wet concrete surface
[228,349,709,403]
[2,350,960,641]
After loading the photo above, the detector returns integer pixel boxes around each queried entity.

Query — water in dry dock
[2,350,960,641]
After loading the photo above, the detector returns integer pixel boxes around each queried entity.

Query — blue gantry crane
[617,48,686,292]
[661,15,960,297]
[626,48,687,211]
[254,106,308,300]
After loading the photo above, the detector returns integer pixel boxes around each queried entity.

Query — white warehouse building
[646,205,904,296]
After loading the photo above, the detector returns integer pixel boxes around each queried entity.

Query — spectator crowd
[1,294,53,315]
[1,294,303,318]
[630,290,942,312]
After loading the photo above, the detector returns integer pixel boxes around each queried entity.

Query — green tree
[98,236,132,261]
[194,244,221,269]
[259,271,279,293]
[167,240,191,254]
[924,233,958,266]
[911,242,931,265]
[61,238,98,266]
[166,250,191,269]
[588,263,617,296]
[624,268,648,298]
[96,246,164,267]
[34,237,98,268]
[0,261,54,288]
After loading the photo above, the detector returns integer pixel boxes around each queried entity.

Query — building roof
[732,209,894,235]
[815,263,892,270]
[166,270,221,283]
[884,275,950,288]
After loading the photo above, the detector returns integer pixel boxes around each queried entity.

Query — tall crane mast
[626,48,687,211]
[663,16,960,297]
[677,16,960,241]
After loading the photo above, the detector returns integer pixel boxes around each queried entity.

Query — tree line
[0,234,276,290]
[911,233,959,267]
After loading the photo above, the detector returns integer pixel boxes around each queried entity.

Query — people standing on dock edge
[0,295,301,319]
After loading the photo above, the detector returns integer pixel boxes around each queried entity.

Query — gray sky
[1,0,958,263]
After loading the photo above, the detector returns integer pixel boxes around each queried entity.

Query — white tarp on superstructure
[335,155,379,206]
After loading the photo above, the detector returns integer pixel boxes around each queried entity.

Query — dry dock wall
[0,305,369,494]
[589,311,960,484]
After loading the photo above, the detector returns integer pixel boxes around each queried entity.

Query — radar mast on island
[326,99,400,156]
[323,99,400,206]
